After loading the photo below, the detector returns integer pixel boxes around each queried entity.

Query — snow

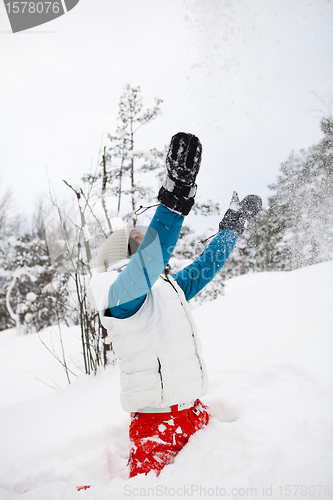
[0,325,82,409]
[25,292,37,303]
[0,261,333,499]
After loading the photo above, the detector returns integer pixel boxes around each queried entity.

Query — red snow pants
[128,399,211,477]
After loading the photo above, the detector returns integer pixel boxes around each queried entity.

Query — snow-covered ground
[0,261,333,500]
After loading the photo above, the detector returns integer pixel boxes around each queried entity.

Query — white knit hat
[91,227,131,274]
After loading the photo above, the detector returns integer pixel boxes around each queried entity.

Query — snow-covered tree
[252,117,333,271]
[83,84,164,227]
[1,223,69,334]
[0,178,14,238]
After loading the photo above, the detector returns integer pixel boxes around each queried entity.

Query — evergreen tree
[83,84,164,227]
[252,117,333,271]
[1,203,69,333]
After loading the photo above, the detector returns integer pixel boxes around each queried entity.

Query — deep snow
[0,261,333,499]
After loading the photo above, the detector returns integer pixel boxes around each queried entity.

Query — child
[88,132,261,477]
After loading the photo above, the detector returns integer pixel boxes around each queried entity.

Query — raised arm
[108,132,203,318]
[107,205,183,317]
[173,191,262,301]
[172,228,237,301]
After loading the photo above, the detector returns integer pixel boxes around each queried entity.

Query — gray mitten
[219,191,262,235]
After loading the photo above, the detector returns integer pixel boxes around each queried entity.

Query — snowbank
[194,260,333,379]
[0,261,332,499]
[0,325,82,409]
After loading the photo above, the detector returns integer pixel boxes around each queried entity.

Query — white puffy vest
[88,272,209,413]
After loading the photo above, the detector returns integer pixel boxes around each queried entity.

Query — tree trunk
[130,120,136,226]
[6,274,20,334]
[101,146,113,234]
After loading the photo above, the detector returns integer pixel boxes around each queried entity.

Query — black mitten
[219,191,262,235]
[158,132,202,216]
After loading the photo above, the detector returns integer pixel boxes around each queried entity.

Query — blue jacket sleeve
[172,228,237,302]
[107,205,184,319]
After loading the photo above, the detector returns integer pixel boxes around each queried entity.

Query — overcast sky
[1,0,332,228]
